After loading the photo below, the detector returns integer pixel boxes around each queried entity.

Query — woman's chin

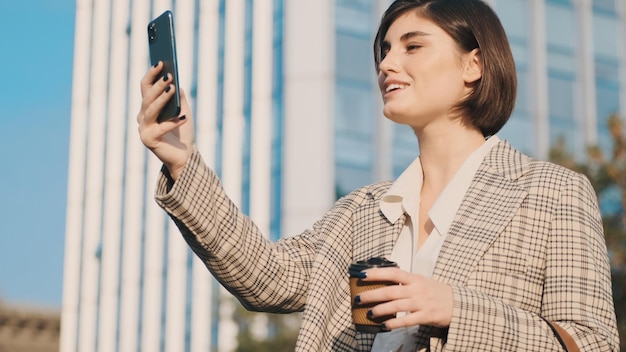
[382,107,411,124]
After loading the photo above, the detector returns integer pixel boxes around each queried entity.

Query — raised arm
[137,61,194,180]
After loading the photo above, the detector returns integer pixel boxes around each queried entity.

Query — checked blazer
[155,140,619,351]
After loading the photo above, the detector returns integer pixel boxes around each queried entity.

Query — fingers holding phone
[137,11,195,180]
[137,63,194,181]
[139,61,176,122]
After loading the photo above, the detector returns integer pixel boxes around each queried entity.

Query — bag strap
[545,320,580,352]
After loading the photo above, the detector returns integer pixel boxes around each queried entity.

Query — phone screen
[148,10,181,123]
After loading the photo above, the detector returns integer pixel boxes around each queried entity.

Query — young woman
[137,0,619,350]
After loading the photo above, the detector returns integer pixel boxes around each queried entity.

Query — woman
[137,0,619,350]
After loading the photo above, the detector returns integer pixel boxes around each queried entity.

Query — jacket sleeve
[445,173,619,351]
[154,147,319,313]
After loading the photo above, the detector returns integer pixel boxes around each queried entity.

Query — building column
[529,0,549,159]
[619,0,626,117]
[59,0,93,350]
[250,0,275,237]
[575,0,598,150]
[283,0,336,235]
[96,0,131,349]
[117,0,151,350]
[219,0,247,350]
[374,0,394,182]
[77,0,112,349]
[191,0,221,350]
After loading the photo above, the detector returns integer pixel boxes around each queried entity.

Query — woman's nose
[378,53,399,74]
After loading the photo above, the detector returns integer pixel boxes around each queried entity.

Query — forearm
[155,148,313,312]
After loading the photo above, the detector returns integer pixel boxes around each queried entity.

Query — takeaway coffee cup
[349,257,398,333]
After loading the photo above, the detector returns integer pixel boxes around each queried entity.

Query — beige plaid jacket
[155,140,619,351]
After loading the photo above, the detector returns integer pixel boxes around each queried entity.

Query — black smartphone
[148,10,181,123]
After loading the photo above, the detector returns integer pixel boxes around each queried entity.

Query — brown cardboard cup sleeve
[348,257,398,333]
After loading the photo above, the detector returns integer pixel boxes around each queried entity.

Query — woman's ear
[463,48,482,84]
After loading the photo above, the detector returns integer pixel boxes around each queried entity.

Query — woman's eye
[407,44,421,51]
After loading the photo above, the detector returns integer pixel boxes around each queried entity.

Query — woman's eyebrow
[382,30,431,47]
[400,30,431,42]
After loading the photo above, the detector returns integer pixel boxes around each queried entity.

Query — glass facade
[545,0,580,154]
[493,0,535,155]
[270,0,285,241]
[593,0,622,154]
[334,0,420,197]
[334,0,379,197]
[498,0,623,158]
[333,0,626,196]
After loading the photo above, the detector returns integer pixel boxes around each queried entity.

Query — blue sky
[0,1,76,308]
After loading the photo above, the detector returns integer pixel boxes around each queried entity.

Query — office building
[61,0,625,351]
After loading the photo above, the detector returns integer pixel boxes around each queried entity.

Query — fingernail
[179,115,186,120]
[165,85,171,93]
[153,62,159,68]
[367,310,373,318]
[354,295,361,304]
[356,271,367,279]
[163,74,169,81]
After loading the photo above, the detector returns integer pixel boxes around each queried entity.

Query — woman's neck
[415,124,486,193]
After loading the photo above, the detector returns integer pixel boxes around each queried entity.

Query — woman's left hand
[356,267,453,329]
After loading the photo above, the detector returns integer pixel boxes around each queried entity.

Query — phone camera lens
[148,23,157,42]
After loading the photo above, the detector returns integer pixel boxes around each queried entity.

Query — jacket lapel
[352,182,406,262]
[351,183,405,351]
[432,141,530,285]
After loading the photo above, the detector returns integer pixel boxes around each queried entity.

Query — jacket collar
[432,140,531,285]
[356,140,532,272]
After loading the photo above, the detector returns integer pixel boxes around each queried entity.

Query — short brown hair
[374,0,517,136]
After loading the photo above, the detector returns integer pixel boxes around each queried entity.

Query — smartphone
[148,10,181,123]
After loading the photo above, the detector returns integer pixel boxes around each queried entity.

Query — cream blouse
[372,135,500,352]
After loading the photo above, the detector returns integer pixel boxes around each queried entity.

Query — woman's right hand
[137,61,194,180]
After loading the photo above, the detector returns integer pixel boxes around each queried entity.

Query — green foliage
[549,113,626,350]
[233,301,301,352]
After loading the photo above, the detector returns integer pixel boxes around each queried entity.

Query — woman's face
[377,12,480,131]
